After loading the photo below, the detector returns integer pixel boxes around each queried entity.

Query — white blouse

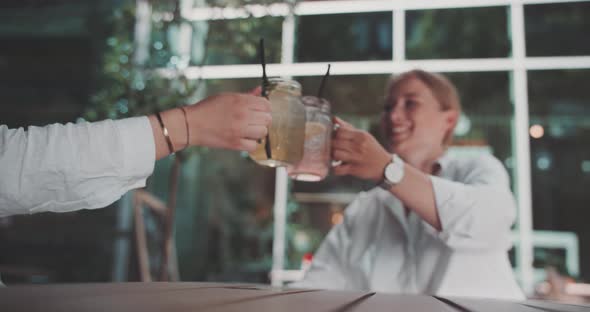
[293,153,525,300]
[0,117,155,217]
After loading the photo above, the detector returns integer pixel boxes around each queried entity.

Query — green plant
[85,1,199,122]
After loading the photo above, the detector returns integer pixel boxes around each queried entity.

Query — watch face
[385,160,404,184]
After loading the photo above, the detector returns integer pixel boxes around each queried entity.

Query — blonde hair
[386,69,462,146]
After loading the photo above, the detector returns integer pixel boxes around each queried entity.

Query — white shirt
[293,153,525,300]
[0,117,155,217]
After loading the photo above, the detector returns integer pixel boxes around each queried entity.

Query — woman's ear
[444,110,459,131]
[441,110,459,147]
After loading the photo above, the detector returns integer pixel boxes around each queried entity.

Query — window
[525,2,590,57]
[204,17,283,65]
[406,7,510,59]
[528,69,590,281]
[296,13,392,62]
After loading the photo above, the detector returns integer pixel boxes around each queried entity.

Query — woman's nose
[389,101,406,124]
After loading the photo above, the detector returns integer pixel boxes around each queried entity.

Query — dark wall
[0,0,124,284]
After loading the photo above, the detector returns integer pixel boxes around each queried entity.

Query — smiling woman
[382,70,461,168]
[291,69,524,300]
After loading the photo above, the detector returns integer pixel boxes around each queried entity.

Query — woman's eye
[406,99,417,109]
[383,103,394,112]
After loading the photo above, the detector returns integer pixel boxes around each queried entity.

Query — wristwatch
[379,154,405,190]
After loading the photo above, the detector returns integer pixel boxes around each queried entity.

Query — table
[1,282,589,311]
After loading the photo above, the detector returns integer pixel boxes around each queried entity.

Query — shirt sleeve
[426,154,517,251]
[0,117,155,217]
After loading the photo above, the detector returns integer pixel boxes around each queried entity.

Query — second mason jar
[287,96,333,181]
[249,78,306,167]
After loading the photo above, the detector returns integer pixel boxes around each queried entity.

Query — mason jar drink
[287,96,332,181]
[249,78,306,167]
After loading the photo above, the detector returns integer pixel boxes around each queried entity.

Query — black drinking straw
[317,64,331,98]
[259,38,272,159]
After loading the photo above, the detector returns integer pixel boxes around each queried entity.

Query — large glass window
[152,12,283,67]
[296,13,392,62]
[203,16,283,65]
[295,74,390,116]
[525,2,590,57]
[406,7,510,59]
[528,69,590,282]
[446,71,514,180]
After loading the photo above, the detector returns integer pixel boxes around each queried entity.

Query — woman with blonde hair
[293,69,524,300]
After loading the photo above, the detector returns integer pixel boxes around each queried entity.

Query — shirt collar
[433,152,452,176]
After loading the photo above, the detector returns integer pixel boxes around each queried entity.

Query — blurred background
[1,0,590,303]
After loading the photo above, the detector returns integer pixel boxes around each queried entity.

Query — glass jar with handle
[287,96,333,181]
[249,78,306,167]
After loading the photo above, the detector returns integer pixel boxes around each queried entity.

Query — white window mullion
[393,9,405,64]
[525,56,590,70]
[271,7,297,287]
[510,1,535,295]
[167,56,590,80]
[133,0,152,66]
[183,0,590,21]
[281,10,296,66]
[178,0,194,65]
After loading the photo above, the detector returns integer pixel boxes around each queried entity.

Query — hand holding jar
[249,78,306,168]
[330,117,391,182]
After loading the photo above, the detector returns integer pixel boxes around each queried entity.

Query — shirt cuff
[114,116,155,183]
[426,175,463,242]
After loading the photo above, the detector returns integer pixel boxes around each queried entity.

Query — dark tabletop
[1,282,589,312]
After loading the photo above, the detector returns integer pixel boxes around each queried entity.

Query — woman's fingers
[243,125,269,140]
[332,149,354,163]
[333,163,353,176]
[242,93,271,112]
[248,110,272,127]
[238,138,258,152]
[333,116,354,129]
[332,138,356,153]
